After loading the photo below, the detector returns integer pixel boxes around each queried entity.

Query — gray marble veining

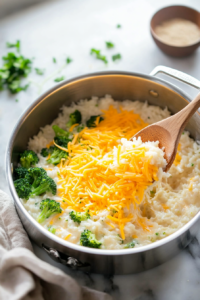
[1,0,200,299]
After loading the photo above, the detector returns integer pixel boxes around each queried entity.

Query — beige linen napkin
[0,190,112,300]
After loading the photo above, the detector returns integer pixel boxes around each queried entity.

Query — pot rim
[6,70,200,256]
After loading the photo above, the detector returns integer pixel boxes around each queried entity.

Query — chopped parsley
[0,43,32,93]
[90,48,108,64]
[54,76,65,82]
[116,24,121,28]
[191,163,194,167]
[112,53,121,61]
[163,232,166,235]
[155,232,159,236]
[6,40,20,52]
[106,41,114,49]
[35,68,45,75]
[150,190,155,196]
[53,57,57,63]
[66,57,72,64]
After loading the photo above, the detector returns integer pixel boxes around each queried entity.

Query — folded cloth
[0,190,112,300]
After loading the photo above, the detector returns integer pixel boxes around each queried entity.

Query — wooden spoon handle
[162,92,200,142]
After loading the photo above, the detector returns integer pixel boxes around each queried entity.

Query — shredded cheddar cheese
[54,105,165,239]
[46,140,54,148]
[64,233,72,240]
[69,123,79,132]
[189,183,193,191]
[174,143,181,166]
[189,177,195,191]
[49,212,63,225]
[162,203,169,210]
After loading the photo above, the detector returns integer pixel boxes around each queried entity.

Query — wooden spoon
[133,93,200,172]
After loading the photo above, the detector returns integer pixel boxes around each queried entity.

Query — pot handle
[42,244,91,272]
[150,66,200,90]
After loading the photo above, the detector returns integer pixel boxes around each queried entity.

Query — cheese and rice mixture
[23,95,200,250]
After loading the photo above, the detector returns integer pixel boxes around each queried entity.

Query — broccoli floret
[14,167,29,180]
[52,125,70,137]
[124,240,137,249]
[20,150,39,168]
[31,175,57,196]
[66,110,82,127]
[37,198,62,223]
[86,115,103,128]
[14,178,32,200]
[69,210,90,224]
[47,147,68,165]
[41,148,49,157]
[28,167,47,188]
[14,167,57,200]
[40,146,54,157]
[80,229,102,248]
[54,136,71,148]
[52,125,71,147]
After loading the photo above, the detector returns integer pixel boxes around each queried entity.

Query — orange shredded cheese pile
[53,105,165,239]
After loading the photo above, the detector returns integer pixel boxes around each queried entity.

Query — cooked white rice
[23,95,200,250]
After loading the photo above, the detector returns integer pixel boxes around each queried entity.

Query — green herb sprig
[112,53,121,61]
[66,57,72,64]
[35,68,45,75]
[106,41,114,49]
[54,76,65,82]
[90,49,108,64]
[6,40,20,52]
[0,44,32,93]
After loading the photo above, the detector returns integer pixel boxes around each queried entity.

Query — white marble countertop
[1,0,200,299]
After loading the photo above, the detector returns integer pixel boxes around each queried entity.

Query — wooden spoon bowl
[133,93,200,171]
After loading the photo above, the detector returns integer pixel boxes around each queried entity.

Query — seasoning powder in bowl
[154,18,200,47]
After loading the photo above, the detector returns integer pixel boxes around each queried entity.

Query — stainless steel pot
[6,66,200,275]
